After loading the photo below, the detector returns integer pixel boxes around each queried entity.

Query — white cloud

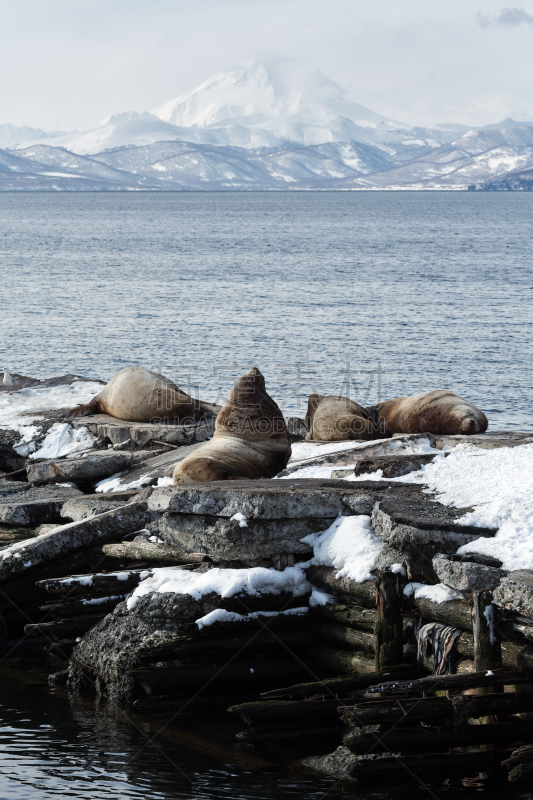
[479,6,533,27]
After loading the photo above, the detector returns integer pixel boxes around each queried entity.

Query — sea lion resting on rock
[66,367,217,423]
[305,394,385,442]
[173,368,291,483]
[367,390,488,436]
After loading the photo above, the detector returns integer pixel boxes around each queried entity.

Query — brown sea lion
[367,390,488,436]
[304,394,386,442]
[173,367,291,483]
[66,367,217,423]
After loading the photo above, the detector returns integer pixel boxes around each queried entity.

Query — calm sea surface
[0,192,531,427]
[0,192,532,799]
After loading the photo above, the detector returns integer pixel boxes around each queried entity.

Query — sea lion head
[215,367,289,445]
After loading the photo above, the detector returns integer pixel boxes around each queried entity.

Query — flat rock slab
[158,512,323,563]
[0,481,32,498]
[494,571,533,618]
[26,450,162,485]
[433,431,533,450]
[148,479,424,520]
[0,501,153,583]
[61,496,130,522]
[372,494,497,559]
[332,453,438,479]
[70,414,216,448]
[283,434,436,475]
[0,484,84,526]
[95,443,206,492]
[433,553,506,592]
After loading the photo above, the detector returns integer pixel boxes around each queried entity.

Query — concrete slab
[0,484,84,526]
[149,478,424,520]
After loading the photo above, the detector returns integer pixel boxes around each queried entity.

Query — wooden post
[472,590,502,728]
[375,570,403,669]
[472,591,502,674]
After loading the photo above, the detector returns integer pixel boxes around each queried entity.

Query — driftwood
[0,502,152,583]
[308,646,375,674]
[101,542,212,564]
[39,596,127,618]
[260,665,423,701]
[339,692,533,727]
[24,614,106,639]
[307,566,376,608]
[345,722,533,754]
[229,698,345,726]
[367,668,533,695]
[133,659,315,696]
[310,604,377,632]
[313,619,375,654]
[37,569,154,596]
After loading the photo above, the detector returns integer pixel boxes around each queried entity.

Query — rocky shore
[2,373,533,786]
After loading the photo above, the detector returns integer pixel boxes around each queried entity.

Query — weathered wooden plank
[0,502,152,583]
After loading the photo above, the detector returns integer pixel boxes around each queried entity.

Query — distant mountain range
[1,60,533,191]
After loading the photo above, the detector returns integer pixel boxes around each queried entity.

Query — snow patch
[404,582,464,603]
[0,380,102,454]
[230,512,248,528]
[302,515,383,583]
[195,606,308,629]
[396,443,533,571]
[30,422,96,460]
[126,565,310,611]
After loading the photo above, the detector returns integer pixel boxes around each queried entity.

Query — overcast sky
[2,0,533,131]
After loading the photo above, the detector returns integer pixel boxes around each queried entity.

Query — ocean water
[1,192,532,428]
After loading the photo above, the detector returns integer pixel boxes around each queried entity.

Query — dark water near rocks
[0,663,530,800]
[0,192,532,428]
[1,192,533,798]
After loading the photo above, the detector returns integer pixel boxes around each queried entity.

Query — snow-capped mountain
[2,60,533,190]
[153,60,401,134]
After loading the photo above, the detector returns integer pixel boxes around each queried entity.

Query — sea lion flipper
[65,399,99,418]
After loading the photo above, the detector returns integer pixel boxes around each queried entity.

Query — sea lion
[304,394,385,442]
[66,367,217,423]
[367,390,488,436]
[173,367,291,483]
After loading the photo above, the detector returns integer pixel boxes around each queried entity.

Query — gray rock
[284,433,437,475]
[149,478,422,520]
[372,494,497,556]
[27,451,133,484]
[71,414,216,450]
[0,429,27,474]
[332,453,438,480]
[301,746,361,780]
[494,571,533,618]
[158,512,325,563]
[0,484,84,526]
[0,501,154,582]
[97,443,206,491]
[371,494,497,584]
[0,481,31,498]
[371,545,407,573]
[26,448,174,486]
[285,417,309,442]
[433,553,505,592]
[61,496,129,522]
[69,573,310,704]
[433,432,533,451]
